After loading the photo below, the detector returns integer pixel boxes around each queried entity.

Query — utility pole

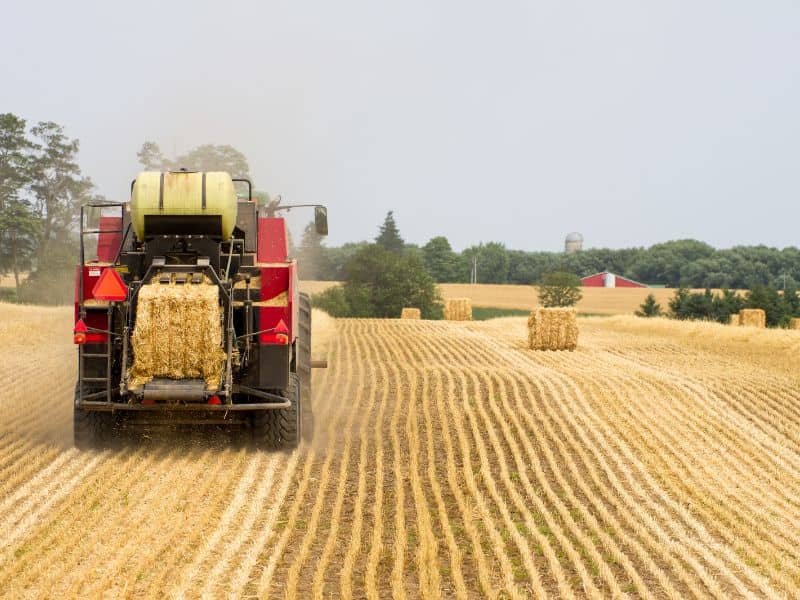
[471,255,478,284]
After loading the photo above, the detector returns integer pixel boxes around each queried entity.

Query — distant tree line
[0,123,262,304]
[0,113,104,302]
[297,233,800,290]
[136,141,251,180]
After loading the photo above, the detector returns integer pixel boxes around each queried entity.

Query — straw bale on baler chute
[729,313,741,326]
[400,308,421,320]
[128,278,225,389]
[444,298,472,321]
[790,318,800,330]
[528,307,578,351]
[739,308,766,328]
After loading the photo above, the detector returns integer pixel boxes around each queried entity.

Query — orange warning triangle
[92,268,128,301]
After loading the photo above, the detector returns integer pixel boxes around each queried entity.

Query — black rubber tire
[252,373,301,450]
[298,293,314,442]
[73,384,116,450]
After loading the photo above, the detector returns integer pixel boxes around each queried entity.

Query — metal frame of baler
[75,185,296,414]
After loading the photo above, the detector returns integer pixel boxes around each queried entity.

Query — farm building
[581,271,647,288]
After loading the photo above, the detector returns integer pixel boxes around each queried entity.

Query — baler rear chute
[73,170,327,450]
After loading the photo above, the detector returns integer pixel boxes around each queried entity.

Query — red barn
[581,271,647,288]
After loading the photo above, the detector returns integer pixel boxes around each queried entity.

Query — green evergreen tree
[375,211,404,253]
[745,285,790,327]
[668,288,691,319]
[635,293,663,317]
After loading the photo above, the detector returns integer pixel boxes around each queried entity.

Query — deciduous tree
[422,236,460,282]
[29,122,93,262]
[538,271,582,308]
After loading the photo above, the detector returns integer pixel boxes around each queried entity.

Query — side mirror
[315,206,328,236]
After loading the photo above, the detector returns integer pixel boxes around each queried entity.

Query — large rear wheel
[252,373,301,450]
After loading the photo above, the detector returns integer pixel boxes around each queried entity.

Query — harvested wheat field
[3,304,800,598]
[301,281,740,316]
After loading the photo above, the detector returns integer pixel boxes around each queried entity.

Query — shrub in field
[635,293,663,318]
[668,288,744,324]
[311,285,348,317]
[744,285,793,327]
[538,271,582,308]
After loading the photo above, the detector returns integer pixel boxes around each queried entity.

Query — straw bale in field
[129,279,225,389]
[528,307,578,351]
[444,298,472,321]
[790,318,800,330]
[739,308,766,329]
[729,313,740,326]
[400,307,421,320]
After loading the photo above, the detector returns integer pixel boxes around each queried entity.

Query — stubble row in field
[1,304,799,598]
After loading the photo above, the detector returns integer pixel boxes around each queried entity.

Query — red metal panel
[257,217,289,263]
[580,273,606,287]
[258,307,291,344]
[74,265,110,342]
[615,277,646,288]
[97,216,122,262]
[84,313,108,343]
[259,265,291,344]
[580,272,647,288]
[260,266,289,301]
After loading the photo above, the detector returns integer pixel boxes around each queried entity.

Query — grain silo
[565,232,583,254]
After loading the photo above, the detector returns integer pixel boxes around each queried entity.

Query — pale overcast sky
[2,0,799,251]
